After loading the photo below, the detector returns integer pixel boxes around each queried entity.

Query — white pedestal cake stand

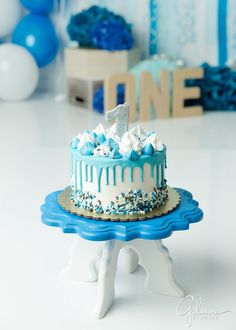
[41,188,203,319]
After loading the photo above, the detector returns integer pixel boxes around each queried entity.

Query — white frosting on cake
[143,133,164,151]
[131,125,147,140]
[72,161,164,206]
[77,132,95,149]
[93,144,110,156]
[70,122,167,215]
[119,132,142,156]
[105,130,120,144]
[93,123,105,136]
[109,122,117,134]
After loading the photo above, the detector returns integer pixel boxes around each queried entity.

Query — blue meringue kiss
[96,133,106,145]
[70,137,79,149]
[125,150,139,161]
[103,138,118,150]
[109,148,122,159]
[80,142,95,155]
[142,143,155,156]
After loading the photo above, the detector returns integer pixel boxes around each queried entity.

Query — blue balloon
[12,14,59,67]
[20,0,54,14]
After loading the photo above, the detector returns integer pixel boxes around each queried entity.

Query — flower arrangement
[187,63,236,110]
[67,5,134,51]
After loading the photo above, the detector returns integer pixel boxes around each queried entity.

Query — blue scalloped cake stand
[41,188,203,319]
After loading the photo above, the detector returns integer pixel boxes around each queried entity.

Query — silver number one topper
[105,103,129,138]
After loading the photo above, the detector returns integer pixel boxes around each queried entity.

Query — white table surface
[0,98,235,330]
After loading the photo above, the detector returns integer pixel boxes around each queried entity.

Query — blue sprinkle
[71,187,168,216]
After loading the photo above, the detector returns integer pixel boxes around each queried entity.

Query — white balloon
[0,0,21,38]
[0,44,39,101]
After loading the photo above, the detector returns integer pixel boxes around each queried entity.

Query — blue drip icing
[96,167,103,192]
[71,154,73,175]
[155,164,159,187]
[79,160,83,191]
[112,166,116,185]
[161,164,165,188]
[130,167,133,182]
[106,167,109,185]
[140,165,144,182]
[71,146,166,192]
[73,158,77,193]
[151,163,155,178]
[85,164,88,182]
[121,166,125,182]
[90,165,93,182]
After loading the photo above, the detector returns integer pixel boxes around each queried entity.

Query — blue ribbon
[218,0,228,66]
[149,0,158,55]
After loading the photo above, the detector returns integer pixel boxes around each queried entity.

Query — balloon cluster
[0,0,59,102]
[93,85,125,113]
[13,0,58,68]
[187,63,236,110]
[67,6,133,51]
[0,0,21,39]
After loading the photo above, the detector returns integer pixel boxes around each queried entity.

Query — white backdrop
[66,0,236,66]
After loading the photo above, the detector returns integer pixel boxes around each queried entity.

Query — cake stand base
[41,188,203,319]
[60,236,184,319]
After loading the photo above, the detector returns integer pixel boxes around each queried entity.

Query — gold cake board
[58,186,180,222]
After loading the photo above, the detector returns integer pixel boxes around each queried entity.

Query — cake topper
[105,103,129,138]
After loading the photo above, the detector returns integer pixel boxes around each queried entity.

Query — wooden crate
[67,77,103,110]
[65,48,140,80]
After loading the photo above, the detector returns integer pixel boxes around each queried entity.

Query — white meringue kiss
[131,125,147,140]
[143,133,164,151]
[105,130,120,144]
[93,144,110,156]
[109,122,117,134]
[77,132,95,150]
[119,132,142,155]
[76,132,83,140]
[93,123,105,136]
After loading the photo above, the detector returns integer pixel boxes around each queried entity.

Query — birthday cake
[70,111,168,217]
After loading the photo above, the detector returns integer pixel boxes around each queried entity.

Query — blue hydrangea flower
[92,18,133,51]
[187,63,236,111]
[67,6,111,47]
[67,5,133,51]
